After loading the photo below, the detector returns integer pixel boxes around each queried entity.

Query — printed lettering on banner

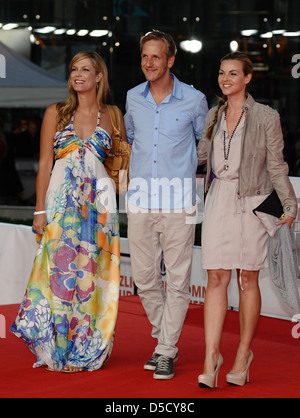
[160,247,207,305]
[120,257,135,296]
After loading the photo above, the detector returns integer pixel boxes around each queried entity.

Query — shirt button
[256,191,261,195]
[154,160,156,163]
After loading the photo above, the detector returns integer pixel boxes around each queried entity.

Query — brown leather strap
[107,105,122,154]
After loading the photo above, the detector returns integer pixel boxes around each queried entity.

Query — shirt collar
[143,73,182,101]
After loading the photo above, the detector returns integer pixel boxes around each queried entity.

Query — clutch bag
[253,189,284,237]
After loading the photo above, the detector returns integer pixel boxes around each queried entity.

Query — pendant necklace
[223,107,244,171]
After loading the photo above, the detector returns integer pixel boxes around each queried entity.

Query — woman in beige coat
[197,52,297,389]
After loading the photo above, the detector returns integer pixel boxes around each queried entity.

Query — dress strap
[96,109,101,127]
[70,112,75,130]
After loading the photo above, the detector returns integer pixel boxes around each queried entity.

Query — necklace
[223,107,245,171]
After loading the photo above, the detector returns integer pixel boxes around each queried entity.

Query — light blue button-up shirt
[124,74,208,210]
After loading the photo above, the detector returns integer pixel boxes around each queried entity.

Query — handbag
[105,105,131,195]
[253,189,284,236]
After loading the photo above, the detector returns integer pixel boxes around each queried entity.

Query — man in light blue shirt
[125,30,208,380]
[125,62,208,210]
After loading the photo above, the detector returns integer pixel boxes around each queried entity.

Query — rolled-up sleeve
[124,95,135,145]
[193,95,209,140]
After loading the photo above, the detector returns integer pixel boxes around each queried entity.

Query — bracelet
[34,210,46,215]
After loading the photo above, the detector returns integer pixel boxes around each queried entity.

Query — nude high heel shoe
[226,350,254,386]
[198,354,223,389]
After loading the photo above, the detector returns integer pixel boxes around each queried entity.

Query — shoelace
[157,356,171,371]
[150,353,160,362]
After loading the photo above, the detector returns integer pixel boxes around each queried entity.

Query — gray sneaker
[153,355,175,380]
[144,352,178,371]
[144,353,161,371]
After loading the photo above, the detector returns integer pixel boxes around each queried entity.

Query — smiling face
[141,39,175,85]
[70,57,102,93]
[218,59,252,98]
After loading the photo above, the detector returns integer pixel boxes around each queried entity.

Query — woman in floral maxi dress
[11,51,126,372]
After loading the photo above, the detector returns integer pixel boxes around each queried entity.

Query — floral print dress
[10,110,120,371]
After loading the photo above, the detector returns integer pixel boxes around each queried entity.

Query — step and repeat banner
[1,177,300,320]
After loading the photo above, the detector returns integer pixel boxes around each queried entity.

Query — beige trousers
[127,204,196,358]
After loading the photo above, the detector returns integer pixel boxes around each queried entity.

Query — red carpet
[0,295,299,399]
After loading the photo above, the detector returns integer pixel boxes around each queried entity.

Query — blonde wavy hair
[56,51,110,131]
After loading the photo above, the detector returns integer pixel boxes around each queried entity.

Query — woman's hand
[32,213,47,235]
[276,215,295,229]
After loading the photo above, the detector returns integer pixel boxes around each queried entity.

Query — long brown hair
[56,51,110,131]
[206,52,253,140]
